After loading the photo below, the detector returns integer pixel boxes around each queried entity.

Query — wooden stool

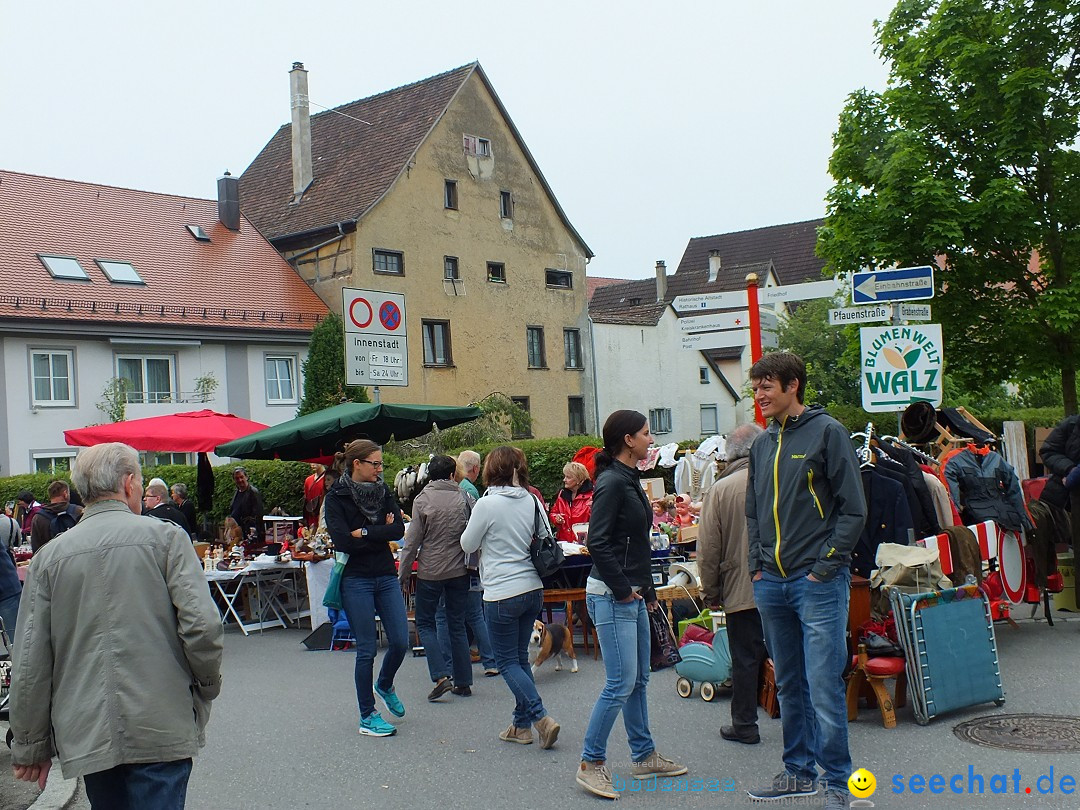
[541,588,599,659]
[846,643,907,728]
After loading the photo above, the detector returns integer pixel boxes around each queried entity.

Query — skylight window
[186,225,211,242]
[96,260,145,284]
[38,254,89,280]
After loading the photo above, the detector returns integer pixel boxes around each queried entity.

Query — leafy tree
[386,393,531,456]
[819,0,1080,413]
[297,312,369,416]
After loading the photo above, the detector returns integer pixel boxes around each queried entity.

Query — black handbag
[647,602,682,671]
[529,496,564,577]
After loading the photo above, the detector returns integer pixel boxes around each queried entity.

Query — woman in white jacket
[461,446,560,749]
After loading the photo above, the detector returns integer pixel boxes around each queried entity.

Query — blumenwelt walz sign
[859,324,943,412]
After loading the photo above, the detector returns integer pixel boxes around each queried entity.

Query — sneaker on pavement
[374,684,405,717]
[450,685,472,696]
[824,789,850,809]
[534,715,560,749]
[428,676,453,701]
[484,667,500,677]
[358,711,396,737]
[576,760,619,800]
[746,772,819,800]
[631,751,687,778]
[499,724,533,745]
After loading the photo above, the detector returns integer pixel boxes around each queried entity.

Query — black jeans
[415,574,472,686]
[726,607,767,732]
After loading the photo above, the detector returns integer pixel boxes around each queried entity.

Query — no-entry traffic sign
[342,288,409,387]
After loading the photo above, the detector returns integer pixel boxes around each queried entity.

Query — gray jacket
[9,500,223,778]
[697,457,756,612]
[399,479,474,582]
[746,405,866,581]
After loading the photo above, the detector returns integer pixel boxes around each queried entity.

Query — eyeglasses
[358,459,384,469]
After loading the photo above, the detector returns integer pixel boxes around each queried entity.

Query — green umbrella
[214,402,483,460]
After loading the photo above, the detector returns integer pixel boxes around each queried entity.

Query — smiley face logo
[849,768,876,797]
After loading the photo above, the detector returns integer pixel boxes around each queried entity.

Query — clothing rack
[850,422,875,467]
[880,434,940,467]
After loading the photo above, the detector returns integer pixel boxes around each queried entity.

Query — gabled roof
[239,62,592,257]
[0,170,328,330]
[676,219,825,284]
[589,261,775,326]
[586,276,627,301]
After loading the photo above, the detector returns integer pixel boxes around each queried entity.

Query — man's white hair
[71,443,141,503]
[726,423,764,460]
[458,450,481,470]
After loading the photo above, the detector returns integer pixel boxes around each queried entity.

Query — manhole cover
[954,714,1080,752]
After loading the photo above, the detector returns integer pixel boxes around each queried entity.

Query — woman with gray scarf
[325,439,409,738]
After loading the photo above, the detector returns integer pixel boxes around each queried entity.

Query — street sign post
[672,289,748,312]
[899,303,932,321]
[342,288,409,387]
[762,278,842,304]
[680,330,750,351]
[678,311,750,333]
[852,265,935,304]
[860,323,943,412]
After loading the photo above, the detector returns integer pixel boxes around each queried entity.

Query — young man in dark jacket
[744,352,866,810]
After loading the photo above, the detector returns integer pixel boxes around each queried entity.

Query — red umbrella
[64,409,269,453]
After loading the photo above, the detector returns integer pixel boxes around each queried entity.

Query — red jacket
[549,482,593,542]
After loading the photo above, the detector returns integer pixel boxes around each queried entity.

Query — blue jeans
[484,589,547,727]
[437,576,495,669]
[753,570,852,791]
[415,575,472,686]
[0,591,19,641]
[582,594,655,762]
[340,574,410,718]
[83,759,192,810]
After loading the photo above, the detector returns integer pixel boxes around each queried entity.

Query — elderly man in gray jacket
[697,422,766,745]
[398,454,476,701]
[9,442,223,809]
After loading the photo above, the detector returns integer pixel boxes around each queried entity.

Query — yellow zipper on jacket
[772,418,786,576]
[807,470,824,519]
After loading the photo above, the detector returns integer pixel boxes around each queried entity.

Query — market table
[205,561,304,635]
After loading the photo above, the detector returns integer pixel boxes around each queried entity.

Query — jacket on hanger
[943,446,1033,532]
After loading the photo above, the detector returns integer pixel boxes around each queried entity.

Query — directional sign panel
[678,311,750,333]
[671,289,748,313]
[680,330,750,351]
[761,278,842,304]
[860,323,943,412]
[342,287,409,387]
[852,265,935,304]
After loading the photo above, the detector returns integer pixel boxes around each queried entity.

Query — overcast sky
[1,1,895,281]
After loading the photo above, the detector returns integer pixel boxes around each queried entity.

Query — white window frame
[265,354,298,405]
[649,408,672,435]
[700,404,719,436]
[32,450,77,474]
[30,349,75,407]
[116,354,176,404]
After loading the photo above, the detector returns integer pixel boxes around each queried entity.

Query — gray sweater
[460,486,546,601]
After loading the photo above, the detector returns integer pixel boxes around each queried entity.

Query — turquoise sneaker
[375,684,405,718]
[358,711,397,737]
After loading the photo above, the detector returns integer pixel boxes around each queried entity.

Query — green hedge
[0,460,311,524]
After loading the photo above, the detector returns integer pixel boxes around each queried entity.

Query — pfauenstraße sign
[860,323,943,412]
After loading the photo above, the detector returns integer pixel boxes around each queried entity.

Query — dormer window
[629,297,642,306]
[96,260,145,285]
[38,254,88,280]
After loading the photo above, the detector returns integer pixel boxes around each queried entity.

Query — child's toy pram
[674,612,733,702]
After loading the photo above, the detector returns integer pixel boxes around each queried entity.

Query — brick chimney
[290,62,313,203]
[655,260,667,301]
[708,249,722,283]
[217,171,240,231]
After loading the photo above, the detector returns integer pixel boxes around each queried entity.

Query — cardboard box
[1035,427,1053,465]
[677,525,699,544]
[640,478,665,501]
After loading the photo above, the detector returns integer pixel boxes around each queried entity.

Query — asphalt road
[22,611,1080,810]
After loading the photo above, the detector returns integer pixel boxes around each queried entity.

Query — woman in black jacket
[576,410,687,799]
[324,439,409,738]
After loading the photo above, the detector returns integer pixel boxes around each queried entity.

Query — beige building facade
[241,63,595,438]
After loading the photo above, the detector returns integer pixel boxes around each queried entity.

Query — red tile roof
[0,170,328,330]
[586,276,628,301]
[239,63,592,256]
[676,219,825,284]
